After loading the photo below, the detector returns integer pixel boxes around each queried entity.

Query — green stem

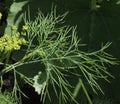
[4,51,11,68]
[91,0,96,11]
[73,79,93,104]
[73,79,82,98]
[80,79,93,104]
[0,51,11,91]
[88,11,96,50]
[88,0,97,50]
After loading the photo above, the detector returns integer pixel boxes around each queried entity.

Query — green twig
[73,79,93,104]
[91,0,97,11]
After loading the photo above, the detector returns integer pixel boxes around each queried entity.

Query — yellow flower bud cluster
[20,24,28,36]
[0,32,27,52]
[22,25,28,31]
[11,25,17,30]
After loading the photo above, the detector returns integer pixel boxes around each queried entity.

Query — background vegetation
[0,0,120,104]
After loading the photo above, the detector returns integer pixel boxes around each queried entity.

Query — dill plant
[0,7,117,104]
[0,91,18,104]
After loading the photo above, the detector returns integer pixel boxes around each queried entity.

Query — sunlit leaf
[33,71,47,95]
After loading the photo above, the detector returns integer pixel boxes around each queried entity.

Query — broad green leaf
[33,71,47,95]
[5,1,28,34]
